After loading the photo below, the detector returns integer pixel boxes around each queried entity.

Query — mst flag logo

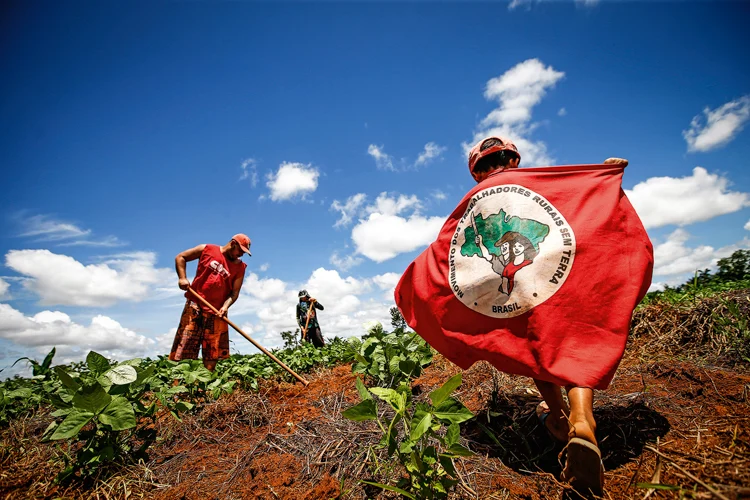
[448,184,575,318]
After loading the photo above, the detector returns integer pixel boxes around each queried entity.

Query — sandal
[560,437,605,498]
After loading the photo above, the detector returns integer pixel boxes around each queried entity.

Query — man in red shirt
[169,234,251,371]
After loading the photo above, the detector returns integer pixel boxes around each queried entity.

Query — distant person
[169,234,251,371]
[296,290,325,348]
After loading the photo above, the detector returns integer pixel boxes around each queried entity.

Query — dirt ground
[2,352,749,500]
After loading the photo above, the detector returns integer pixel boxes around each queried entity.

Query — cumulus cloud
[331,193,368,228]
[330,252,363,271]
[652,229,749,281]
[240,158,259,187]
[625,167,749,229]
[227,268,390,351]
[372,272,401,300]
[266,162,320,201]
[745,220,750,231]
[259,263,270,272]
[0,278,9,300]
[684,96,750,152]
[367,145,394,171]
[468,59,565,167]
[5,249,172,307]
[414,142,447,167]
[350,193,444,262]
[0,304,156,364]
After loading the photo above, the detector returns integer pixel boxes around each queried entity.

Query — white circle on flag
[448,184,576,318]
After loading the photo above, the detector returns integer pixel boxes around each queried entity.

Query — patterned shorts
[169,301,230,362]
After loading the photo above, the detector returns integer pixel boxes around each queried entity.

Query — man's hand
[603,157,628,167]
[178,278,190,290]
[218,305,228,318]
[475,235,483,246]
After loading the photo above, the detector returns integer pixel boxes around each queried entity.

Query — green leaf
[434,398,474,424]
[119,358,142,367]
[342,399,377,421]
[86,351,110,376]
[399,358,416,377]
[54,366,80,390]
[355,377,371,401]
[439,454,458,478]
[635,483,681,491]
[72,384,112,414]
[429,373,462,406]
[359,481,415,500]
[388,355,402,375]
[370,387,405,413]
[446,443,474,457]
[51,408,72,417]
[50,409,95,440]
[98,396,136,430]
[103,365,138,385]
[445,423,460,447]
[41,347,56,370]
[410,405,432,441]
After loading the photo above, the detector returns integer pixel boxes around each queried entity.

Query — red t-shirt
[186,244,247,312]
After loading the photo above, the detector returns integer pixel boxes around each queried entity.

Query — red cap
[232,233,252,255]
[468,136,521,182]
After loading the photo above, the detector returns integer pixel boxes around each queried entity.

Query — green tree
[390,306,407,334]
[280,329,301,349]
[716,249,750,282]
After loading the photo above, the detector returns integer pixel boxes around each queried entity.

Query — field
[1,287,749,500]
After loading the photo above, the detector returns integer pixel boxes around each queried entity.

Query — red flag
[395,164,653,389]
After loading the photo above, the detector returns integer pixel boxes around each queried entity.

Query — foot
[561,438,604,498]
[536,401,569,443]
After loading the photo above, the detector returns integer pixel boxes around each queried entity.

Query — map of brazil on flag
[396,164,654,389]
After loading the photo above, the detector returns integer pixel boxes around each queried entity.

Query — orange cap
[232,233,252,255]
[468,136,521,182]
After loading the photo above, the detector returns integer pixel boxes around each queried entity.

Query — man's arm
[175,244,206,290]
[314,300,324,310]
[218,272,245,317]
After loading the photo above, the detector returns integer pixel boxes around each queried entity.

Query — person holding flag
[395,137,653,498]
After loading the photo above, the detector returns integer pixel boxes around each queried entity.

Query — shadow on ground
[462,392,670,476]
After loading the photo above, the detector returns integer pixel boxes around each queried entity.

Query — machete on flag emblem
[395,163,653,389]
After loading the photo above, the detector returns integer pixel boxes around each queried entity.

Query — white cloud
[331,193,368,228]
[372,272,401,301]
[0,303,156,363]
[625,167,750,229]
[558,107,567,116]
[330,252,363,271]
[653,229,718,277]
[745,220,750,231]
[266,162,320,201]
[240,158,259,187]
[508,0,532,10]
[5,249,172,307]
[0,278,9,300]
[468,59,565,167]
[368,145,395,171]
[15,214,126,247]
[684,96,750,152]
[259,263,270,272]
[228,268,389,350]
[350,193,444,263]
[575,0,600,6]
[18,214,91,240]
[414,142,447,167]
[431,190,448,201]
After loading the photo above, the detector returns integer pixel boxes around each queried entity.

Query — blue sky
[2,1,749,377]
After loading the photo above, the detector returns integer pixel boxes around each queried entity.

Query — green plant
[343,373,474,499]
[0,348,61,426]
[43,351,166,482]
[353,323,433,389]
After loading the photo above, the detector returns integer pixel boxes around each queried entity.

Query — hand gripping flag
[395,164,653,389]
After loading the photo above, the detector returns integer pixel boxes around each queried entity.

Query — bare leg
[533,379,570,441]
[566,386,597,445]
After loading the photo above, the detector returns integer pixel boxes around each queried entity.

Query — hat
[232,234,252,255]
[468,136,521,181]
[298,289,309,298]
